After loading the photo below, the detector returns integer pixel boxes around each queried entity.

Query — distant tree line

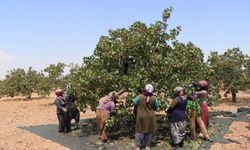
[0,63,79,99]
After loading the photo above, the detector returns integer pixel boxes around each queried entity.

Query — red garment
[201,103,209,127]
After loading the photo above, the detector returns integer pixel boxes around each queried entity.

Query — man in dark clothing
[64,93,80,124]
[55,89,71,133]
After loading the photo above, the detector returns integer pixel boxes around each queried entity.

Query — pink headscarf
[198,80,208,88]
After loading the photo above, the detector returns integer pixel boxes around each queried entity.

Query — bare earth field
[0,94,95,150]
[209,91,250,150]
[0,92,249,150]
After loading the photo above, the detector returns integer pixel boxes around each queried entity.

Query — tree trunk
[224,89,230,97]
[231,88,237,103]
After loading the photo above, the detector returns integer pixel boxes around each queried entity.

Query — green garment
[134,94,158,133]
[186,99,201,119]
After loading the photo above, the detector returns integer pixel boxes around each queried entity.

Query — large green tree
[70,7,218,115]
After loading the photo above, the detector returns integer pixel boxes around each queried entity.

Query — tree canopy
[208,48,249,102]
[0,7,248,107]
[68,7,219,113]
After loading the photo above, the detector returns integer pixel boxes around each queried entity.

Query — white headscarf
[145,84,154,94]
[144,84,154,104]
[174,86,183,94]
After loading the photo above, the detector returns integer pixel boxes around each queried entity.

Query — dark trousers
[68,106,80,124]
[135,132,153,148]
[57,112,71,132]
[75,109,80,123]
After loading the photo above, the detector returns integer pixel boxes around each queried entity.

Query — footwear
[179,141,184,147]
[171,143,179,148]
[206,138,214,142]
[145,146,151,150]
[198,133,203,138]
[64,130,71,133]
[102,139,107,143]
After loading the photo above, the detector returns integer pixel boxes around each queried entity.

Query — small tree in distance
[208,48,249,102]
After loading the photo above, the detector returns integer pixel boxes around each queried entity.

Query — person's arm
[166,99,178,113]
[196,90,207,96]
[154,99,159,110]
[110,102,115,113]
[56,99,67,112]
[134,96,140,106]
[55,99,63,109]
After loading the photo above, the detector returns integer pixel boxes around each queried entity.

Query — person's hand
[62,107,67,112]
[110,112,116,116]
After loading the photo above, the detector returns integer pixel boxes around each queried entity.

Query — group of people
[54,80,211,149]
[94,85,159,149]
[94,80,211,150]
[166,80,211,149]
[54,89,80,133]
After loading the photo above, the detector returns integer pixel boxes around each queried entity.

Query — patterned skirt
[170,121,186,144]
[135,132,153,147]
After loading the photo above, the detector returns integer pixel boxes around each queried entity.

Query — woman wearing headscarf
[55,89,70,133]
[134,84,159,150]
[196,80,209,127]
[166,87,186,148]
[96,91,119,142]
[186,92,209,140]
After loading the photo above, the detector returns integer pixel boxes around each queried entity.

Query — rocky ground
[0,92,249,150]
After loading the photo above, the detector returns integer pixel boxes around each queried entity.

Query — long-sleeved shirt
[55,96,66,114]
[196,90,208,104]
[134,95,159,110]
[167,96,186,123]
[96,96,115,113]
[134,94,159,133]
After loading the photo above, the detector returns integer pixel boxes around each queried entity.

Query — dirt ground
[209,91,250,150]
[0,92,249,150]
[0,94,95,150]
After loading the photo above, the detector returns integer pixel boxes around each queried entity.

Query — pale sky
[0,0,249,79]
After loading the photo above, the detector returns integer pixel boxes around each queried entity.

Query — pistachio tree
[208,48,248,102]
[70,7,218,116]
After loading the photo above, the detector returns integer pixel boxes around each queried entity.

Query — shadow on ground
[20,108,250,150]
[20,119,122,150]
[20,116,172,150]
[202,108,250,150]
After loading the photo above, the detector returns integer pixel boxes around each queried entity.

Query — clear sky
[0,0,249,79]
